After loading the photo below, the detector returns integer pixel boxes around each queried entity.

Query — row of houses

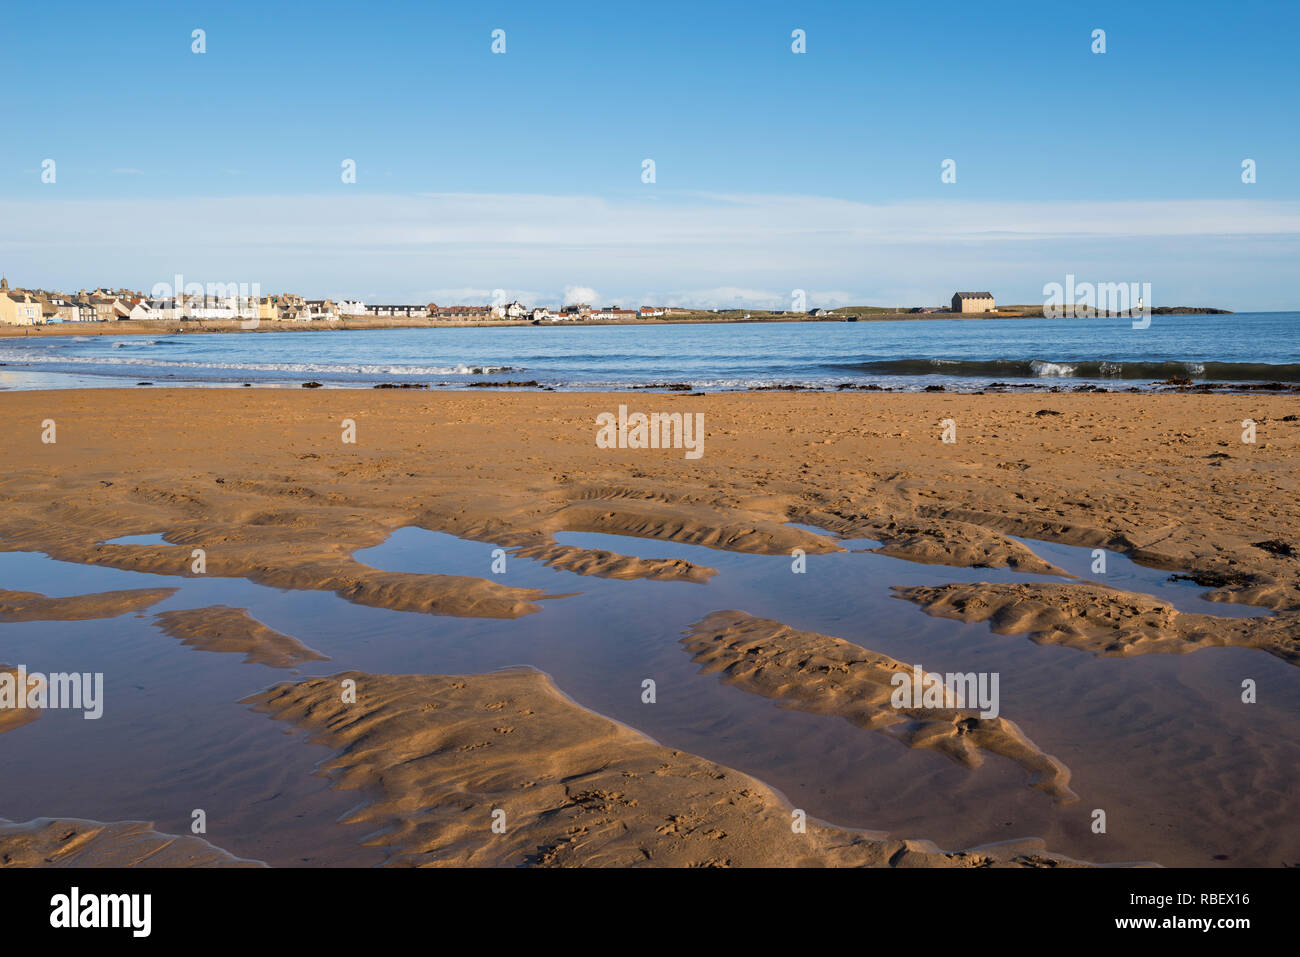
[537,303,679,322]
[2,277,1001,326]
[0,280,148,324]
[0,282,399,325]
[0,278,689,326]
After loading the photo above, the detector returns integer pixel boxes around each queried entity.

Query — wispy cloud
[1,191,1296,309]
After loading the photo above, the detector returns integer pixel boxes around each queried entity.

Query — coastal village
[0,277,1005,327]
[0,278,698,326]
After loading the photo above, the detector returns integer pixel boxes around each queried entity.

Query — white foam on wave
[1030,360,1076,377]
[0,350,515,376]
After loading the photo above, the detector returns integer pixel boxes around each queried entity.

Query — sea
[1,311,1298,392]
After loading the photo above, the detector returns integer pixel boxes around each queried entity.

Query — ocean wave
[0,352,517,376]
[825,358,1299,382]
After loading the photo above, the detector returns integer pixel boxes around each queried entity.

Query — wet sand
[1,389,1297,867]
[0,817,262,867]
[1,587,176,622]
[895,582,1299,663]
[153,606,329,668]
[682,610,1077,803]
[1,390,1295,606]
[245,667,1091,868]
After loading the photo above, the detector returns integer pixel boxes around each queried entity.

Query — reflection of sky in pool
[100,533,172,546]
[0,524,1295,868]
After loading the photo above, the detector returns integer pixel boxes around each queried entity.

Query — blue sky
[3,0,1298,309]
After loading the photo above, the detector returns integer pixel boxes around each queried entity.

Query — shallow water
[1,527,1296,867]
[1005,536,1268,618]
[100,533,172,547]
[2,312,1299,392]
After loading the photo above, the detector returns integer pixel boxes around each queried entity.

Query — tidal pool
[1,527,1295,867]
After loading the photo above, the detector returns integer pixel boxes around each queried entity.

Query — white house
[139,299,181,320]
[183,297,239,320]
[491,300,528,319]
[306,300,340,320]
[365,304,427,318]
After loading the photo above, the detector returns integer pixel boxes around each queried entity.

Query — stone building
[951,292,995,313]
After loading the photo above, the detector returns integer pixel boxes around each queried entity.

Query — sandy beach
[1,388,1297,867]
[3,389,1295,600]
